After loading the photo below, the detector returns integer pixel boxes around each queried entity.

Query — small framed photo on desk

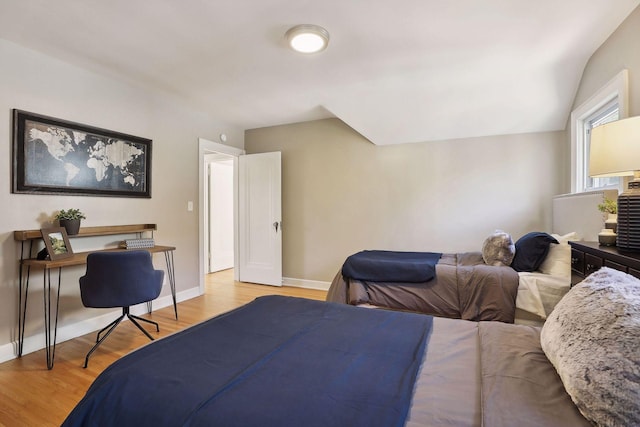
[40,227,73,260]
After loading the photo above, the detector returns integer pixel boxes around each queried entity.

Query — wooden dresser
[569,241,640,285]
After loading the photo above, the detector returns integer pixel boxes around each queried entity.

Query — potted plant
[55,208,86,235]
[597,198,618,215]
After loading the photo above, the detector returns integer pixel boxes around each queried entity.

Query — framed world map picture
[12,109,152,198]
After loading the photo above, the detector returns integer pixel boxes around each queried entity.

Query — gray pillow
[540,267,640,427]
[481,230,515,266]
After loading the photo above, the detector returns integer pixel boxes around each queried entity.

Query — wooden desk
[15,224,177,369]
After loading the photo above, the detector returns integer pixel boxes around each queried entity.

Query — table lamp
[590,115,640,251]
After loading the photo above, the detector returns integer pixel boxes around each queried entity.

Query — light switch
[187,201,193,211]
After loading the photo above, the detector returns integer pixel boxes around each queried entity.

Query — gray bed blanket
[406,317,590,426]
[327,252,519,322]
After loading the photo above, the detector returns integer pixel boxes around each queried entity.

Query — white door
[238,152,282,286]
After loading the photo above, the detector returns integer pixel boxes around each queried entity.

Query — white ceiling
[1,0,638,145]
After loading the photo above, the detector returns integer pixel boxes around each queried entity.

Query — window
[571,70,629,193]
[583,101,619,191]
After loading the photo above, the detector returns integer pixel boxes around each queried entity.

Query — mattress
[63,296,589,426]
[329,260,571,323]
[328,252,520,323]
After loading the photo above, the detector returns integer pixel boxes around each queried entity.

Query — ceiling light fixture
[285,24,329,54]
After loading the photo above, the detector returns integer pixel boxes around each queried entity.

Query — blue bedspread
[63,296,433,427]
[342,250,442,282]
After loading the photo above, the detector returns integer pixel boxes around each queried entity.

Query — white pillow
[538,232,576,278]
[540,268,640,427]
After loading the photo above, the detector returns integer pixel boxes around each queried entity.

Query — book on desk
[120,238,156,249]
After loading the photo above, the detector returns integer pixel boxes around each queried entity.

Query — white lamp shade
[590,115,640,178]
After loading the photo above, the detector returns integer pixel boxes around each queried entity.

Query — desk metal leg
[164,251,178,320]
[17,264,31,358]
[145,250,177,319]
[43,268,62,370]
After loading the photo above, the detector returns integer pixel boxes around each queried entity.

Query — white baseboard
[0,286,202,364]
[282,277,331,291]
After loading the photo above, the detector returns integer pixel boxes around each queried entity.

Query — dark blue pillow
[511,232,559,272]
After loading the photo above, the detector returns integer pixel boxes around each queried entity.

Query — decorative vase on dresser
[598,228,617,246]
[605,213,618,233]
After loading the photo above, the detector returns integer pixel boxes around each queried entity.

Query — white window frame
[583,100,620,191]
[570,69,629,193]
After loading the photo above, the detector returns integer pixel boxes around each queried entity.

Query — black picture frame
[12,109,152,198]
[40,227,74,261]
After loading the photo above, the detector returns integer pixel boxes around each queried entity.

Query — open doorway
[206,154,234,273]
[198,138,282,292]
[198,138,243,294]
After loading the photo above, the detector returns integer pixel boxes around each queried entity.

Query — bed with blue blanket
[63,295,594,427]
[328,250,520,323]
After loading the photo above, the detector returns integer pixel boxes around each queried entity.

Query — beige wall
[571,5,640,116]
[4,4,636,361]
[246,5,640,284]
[246,119,566,282]
[0,39,243,359]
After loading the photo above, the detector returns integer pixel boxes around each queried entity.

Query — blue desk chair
[80,251,164,368]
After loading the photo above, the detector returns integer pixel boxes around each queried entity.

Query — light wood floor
[0,270,327,426]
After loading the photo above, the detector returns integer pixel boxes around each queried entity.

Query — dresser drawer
[604,259,628,273]
[584,253,603,276]
[570,248,584,276]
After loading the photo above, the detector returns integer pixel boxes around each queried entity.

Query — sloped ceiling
[0,0,638,145]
